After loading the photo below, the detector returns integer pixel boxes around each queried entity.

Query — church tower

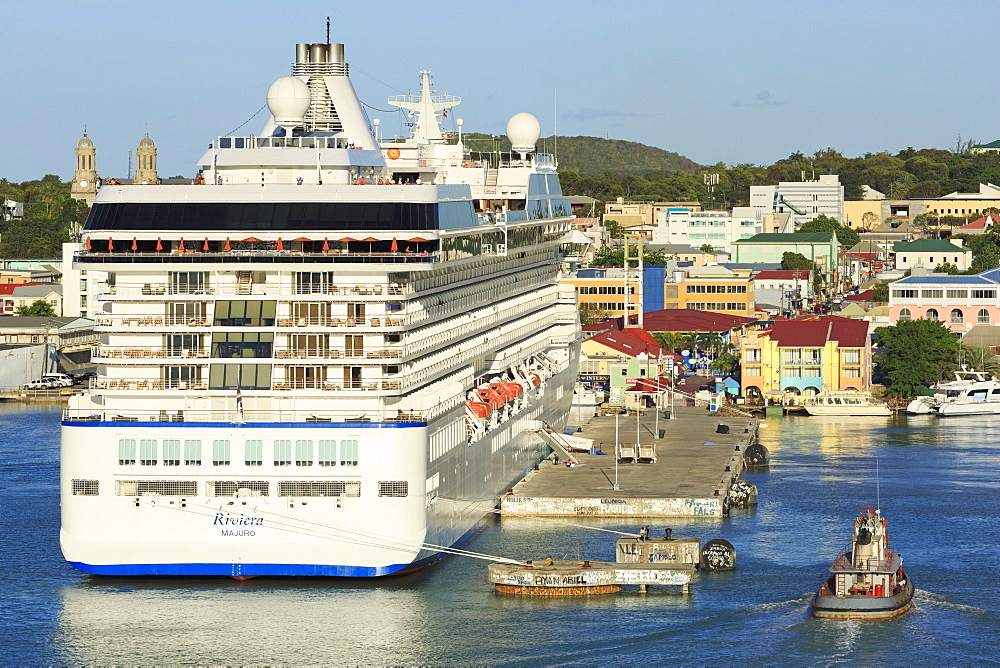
[70,132,99,206]
[133,133,160,185]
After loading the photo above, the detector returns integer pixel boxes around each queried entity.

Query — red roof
[584,309,755,335]
[588,328,668,359]
[752,270,811,281]
[959,213,1000,230]
[765,315,868,348]
[0,283,42,295]
[625,376,673,392]
[845,290,874,301]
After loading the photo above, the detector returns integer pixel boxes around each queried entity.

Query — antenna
[326,16,331,43]
[553,89,558,164]
[876,458,881,513]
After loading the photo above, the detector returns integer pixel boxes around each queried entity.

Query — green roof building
[731,232,839,277]
[891,238,970,271]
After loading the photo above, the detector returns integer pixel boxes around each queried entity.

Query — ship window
[184,439,202,466]
[277,481,361,497]
[319,440,337,466]
[118,438,136,465]
[168,271,208,294]
[212,440,231,466]
[340,439,359,467]
[115,480,198,496]
[274,439,292,466]
[211,332,273,358]
[208,480,269,497]
[209,363,271,390]
[214,300,276,327]
[378,481,409,497]
[245,440,263,466]
[140,439,157,466]
[295,440,314,466]
[294,272,334,295]
[163,439,180,466]
[72,479,99,496]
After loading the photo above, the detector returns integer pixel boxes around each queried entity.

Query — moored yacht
[60,39,580,577]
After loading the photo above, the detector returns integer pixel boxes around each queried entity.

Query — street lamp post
[613,413,620,490]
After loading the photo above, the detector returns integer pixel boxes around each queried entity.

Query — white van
[42,373,74,387]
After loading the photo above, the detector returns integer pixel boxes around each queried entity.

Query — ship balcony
[95,315,211,329]
[74,250,439,267]
[99,281,411,299]
[63,407,429,425]
[275,316,405,328]
[89,377,404,393]
[91,345,406,363]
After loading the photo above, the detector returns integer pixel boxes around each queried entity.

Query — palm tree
[959,345,1000,379]
[652,331,687,354]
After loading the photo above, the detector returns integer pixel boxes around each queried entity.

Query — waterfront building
[731,232,839,280]
[0,316,97,375]
[749,175,845,226]
[888,267,1000,332]
[562,267,637,320]
[1,199,23,222]
[891,238,970,272]
[70,132,99,206]
[971,140,1000,155]
[584,309,756,349]
[579,328,670,406]
[740,315,872,399]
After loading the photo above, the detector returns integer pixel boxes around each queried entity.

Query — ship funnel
[296,43,310,63]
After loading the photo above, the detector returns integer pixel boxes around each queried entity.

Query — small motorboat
[802,392,891,416]
[811,506,913,621]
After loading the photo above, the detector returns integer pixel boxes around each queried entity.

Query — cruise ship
[61,41,581,577]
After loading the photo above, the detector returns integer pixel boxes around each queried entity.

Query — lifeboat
[476,388,505,410]
[528,372,541,387]
[467,402,491,419]
[500,382,523,399]
[491,382,521,402]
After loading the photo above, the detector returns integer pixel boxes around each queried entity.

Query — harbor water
[2,403,998,664]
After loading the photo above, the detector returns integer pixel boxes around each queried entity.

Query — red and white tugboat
[812,506,914,620]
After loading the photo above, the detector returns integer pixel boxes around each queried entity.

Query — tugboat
[812,506,914,620]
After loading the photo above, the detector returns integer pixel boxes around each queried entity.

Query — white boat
[905,369,995,415]
[60,39,580,578]
[802,392,891,416]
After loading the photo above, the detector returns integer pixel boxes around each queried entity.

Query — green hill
[459,133,700,176]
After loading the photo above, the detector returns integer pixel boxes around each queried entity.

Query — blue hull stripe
[67,522,485,578]
[63,421,425,429]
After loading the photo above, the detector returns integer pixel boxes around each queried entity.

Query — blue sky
[2,0,997,182]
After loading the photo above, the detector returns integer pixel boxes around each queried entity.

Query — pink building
[887,268,1000,332]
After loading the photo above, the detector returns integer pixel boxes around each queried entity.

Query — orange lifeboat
[499,382,523,399]
[467,402,491,418]
[476,388,505,410]
[490,382,519,402]
[528,373,541,387]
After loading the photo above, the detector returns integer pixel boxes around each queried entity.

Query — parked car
[42,373,75,388]
[23,379,59,390]
[73,372,96,383]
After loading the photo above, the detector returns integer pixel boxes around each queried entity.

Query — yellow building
[604,200,702,229]
[660,267,755,317]
[843,200,882,229]
[561,267,637,319]
[740,315,872,399]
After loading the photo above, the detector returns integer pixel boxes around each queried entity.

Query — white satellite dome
[266,76,311,127]
[506,112,541,156]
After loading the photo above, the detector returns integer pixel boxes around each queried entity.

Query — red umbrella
[322,237,330,252]
[390,237,399,252]
[178,237,185,252]
[155,237,163,251]
[203,237,210,251]
[131,237,138,251]
[292,236,312,242]
[408,237,430,243]
[242,236,262,242]
[85,237,91,250]
[224,237,231,251]
[107,236,114,251]
[337,237,356,242]
[276,237,284,251]
[360,237,378,252]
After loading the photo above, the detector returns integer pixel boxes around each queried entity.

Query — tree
[710,351,740,376]
[958,345,1000,379]
[652,331,687,353]
[781,251,814,271]
[699,243,716,253]
[933,262,961,275]
[874,319,961,397]
[796,214,860,248]
[872,281,890,302]
[603,219,625,239]
[14,299,57,316]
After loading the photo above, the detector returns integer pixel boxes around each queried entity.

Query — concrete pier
[501,405,758,518]
[488,559,695,595]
